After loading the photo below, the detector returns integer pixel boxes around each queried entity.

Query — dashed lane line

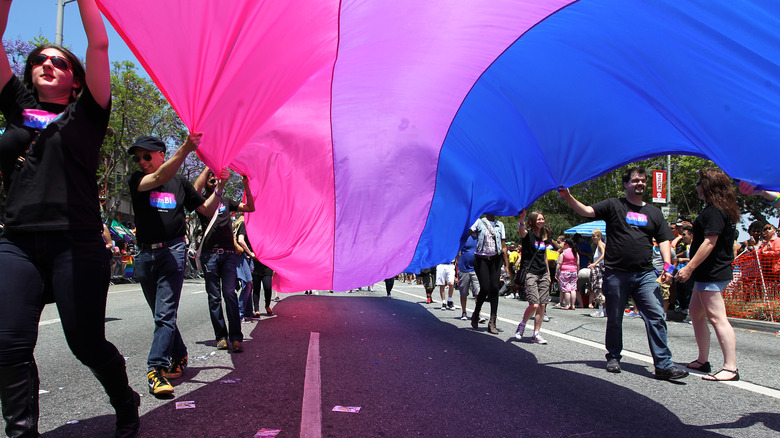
[300,332,322,438]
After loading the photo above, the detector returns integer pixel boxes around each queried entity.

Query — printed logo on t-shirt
[22,109,63,129]
[535,241,549,251]
[218,204,227,214]
[626,212,648,227]
[150,191,176,209]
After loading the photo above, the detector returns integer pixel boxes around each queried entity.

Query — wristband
[663,262,675,275]
[215,191,223,198]
[764,193,780,205]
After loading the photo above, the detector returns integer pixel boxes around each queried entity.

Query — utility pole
[55,0,77,46]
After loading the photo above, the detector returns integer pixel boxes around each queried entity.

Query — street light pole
[55,0,77,46]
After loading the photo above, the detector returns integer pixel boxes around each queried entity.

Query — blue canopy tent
[564,220,606,236]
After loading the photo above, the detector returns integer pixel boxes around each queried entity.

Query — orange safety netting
[724,250,780,322]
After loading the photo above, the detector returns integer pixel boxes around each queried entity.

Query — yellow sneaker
[147,368,174,395]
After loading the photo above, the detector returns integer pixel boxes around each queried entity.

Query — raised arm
[196,168,230,216]
[77,0,110,108]
[137,133,201,192]
[0,0,14,88]
[739,181,780,207]
[517,209,528,239]
[558,188,595,218]
[237,175,255,213]
[192,166,210,193]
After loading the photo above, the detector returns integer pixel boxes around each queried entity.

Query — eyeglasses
[131,153,153,163]
[30,54,72,71]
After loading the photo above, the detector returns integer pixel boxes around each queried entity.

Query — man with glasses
[127,134,227,397]
[193,167,255,353]
[559,167,688,380]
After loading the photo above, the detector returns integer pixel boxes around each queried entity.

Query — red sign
[652,170,667,203]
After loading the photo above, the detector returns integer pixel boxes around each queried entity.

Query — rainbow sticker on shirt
[22,109,62,129]
[535,241,549,250]
[626,212,648,227]
[150,191,177,209]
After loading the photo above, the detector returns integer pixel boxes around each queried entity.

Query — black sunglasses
[131,153,153,163]
[30,54,72,71]
[208,178,217,184]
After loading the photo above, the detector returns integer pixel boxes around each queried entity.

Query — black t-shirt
[0,76,110,232]
[237,221,273,276]
[128,173,205,243]
[690,205,735,282]
[197,196,239,251]
[592,198,674,272]
[521,229,551,275]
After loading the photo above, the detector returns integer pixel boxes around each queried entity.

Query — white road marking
[38,318,61,327]
[300,332,322,438]
[393,288,780,400]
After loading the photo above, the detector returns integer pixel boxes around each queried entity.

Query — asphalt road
[19,279,780,437]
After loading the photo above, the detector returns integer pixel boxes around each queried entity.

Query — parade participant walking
[469,215,510,334]
[457,235,480,320]
[559,167,688,380]
[0,1,140,436]
[128,134,227,397]
[676,170,740,381]
[514,210,553,344]
[193,168,255,353]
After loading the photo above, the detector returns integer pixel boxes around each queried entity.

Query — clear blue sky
[4,1,142,68]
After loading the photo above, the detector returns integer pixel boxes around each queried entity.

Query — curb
[728,317,780,334]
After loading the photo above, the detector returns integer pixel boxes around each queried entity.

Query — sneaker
[164,356,188,380]
[478,317,487,324]
[231,340,243,353]
[590,311,605,318]
[460,312,468,320]
[441,302,448,310]
[683,316,692,324]
[447,301,455,309]
[626,311,640,317]
[514,322,526,340]
[266,306,274,316]
[606,359,621,373]
[217,339,229,350]
[655,366,689,380]
[542,315,550,322]
[426,296,432,304]
[531,334,548,344]
[147,368,174,395]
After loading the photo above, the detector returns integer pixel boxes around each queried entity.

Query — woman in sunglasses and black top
[0,1,139,437]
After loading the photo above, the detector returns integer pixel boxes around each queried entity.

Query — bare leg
[522,303,538,324]
[688,289,711,364]
[699,290,737,372]
[533,303,546,332]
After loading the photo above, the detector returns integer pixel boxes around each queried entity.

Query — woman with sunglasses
[0,1,139,436]
[675,170,740,382]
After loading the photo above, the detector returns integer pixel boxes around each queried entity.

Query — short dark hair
[681,225,693,235]
[573,233,582,241]
[622,167,646,184]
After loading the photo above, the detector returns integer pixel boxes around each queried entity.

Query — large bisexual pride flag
[96,0,780,292]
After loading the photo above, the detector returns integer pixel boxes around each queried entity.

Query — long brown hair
[525,211,548,240]
[698,169,740,223]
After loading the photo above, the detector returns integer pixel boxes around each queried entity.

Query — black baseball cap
[128,136,166,155]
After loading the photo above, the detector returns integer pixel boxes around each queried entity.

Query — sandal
[685,360,712,373]
[702,368,739,382]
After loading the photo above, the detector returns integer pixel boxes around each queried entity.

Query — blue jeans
[603,269,674,369]
[135,241,188,371]
[200,252,242,342]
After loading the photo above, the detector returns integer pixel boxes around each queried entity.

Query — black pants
[252,274,273,309]
[474,254,502,316]
[0,232,120,367]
